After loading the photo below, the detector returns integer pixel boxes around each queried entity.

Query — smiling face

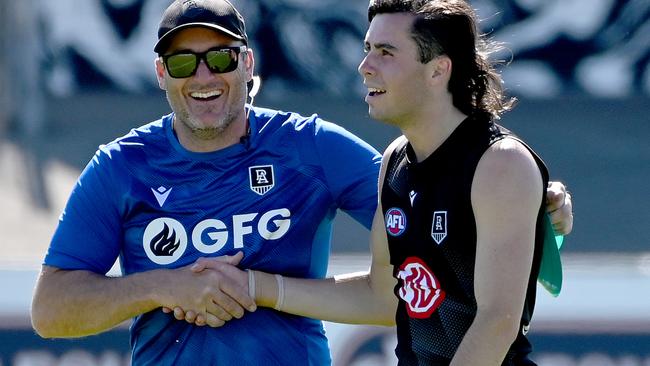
[155,27,253,151]
[358,13,435,127]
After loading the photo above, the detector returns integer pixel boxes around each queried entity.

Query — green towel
[538,213,564,297]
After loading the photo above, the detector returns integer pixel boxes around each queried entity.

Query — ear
[430,55,452,84]
[155,57,167,90]
[244,48,255,82]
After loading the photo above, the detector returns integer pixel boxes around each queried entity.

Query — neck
[174,112,249,153]
[401,102,467,162]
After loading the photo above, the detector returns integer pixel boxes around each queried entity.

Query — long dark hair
[368,0,516,120]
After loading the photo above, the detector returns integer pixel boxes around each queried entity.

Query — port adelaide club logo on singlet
[249,165,274,195]
[397,257,446,319]
[431,211,447,245]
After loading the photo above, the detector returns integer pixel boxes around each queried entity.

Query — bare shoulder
[472,137,543,206]
[482,137,538,171]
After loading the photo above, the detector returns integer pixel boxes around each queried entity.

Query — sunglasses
[162,46,247,78]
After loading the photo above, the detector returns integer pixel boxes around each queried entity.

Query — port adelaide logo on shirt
[249,165,274,195]
[431,211,447,245]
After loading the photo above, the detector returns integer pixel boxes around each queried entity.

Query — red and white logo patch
[385,207,407,236]
[397,257,445,319]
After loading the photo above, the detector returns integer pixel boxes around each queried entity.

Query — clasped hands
[160,251,255,328]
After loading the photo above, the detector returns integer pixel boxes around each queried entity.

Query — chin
[368,107,381,120]
[368,108,392,125]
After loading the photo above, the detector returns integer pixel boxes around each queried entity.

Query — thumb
[221,251,244,265]
[191,251,244,272]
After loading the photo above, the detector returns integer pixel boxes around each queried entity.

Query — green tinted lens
[206,49,237,73]
[166,53,198,78]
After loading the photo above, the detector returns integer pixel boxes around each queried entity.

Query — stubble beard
[172,101,238,141]
[187,113,234,140]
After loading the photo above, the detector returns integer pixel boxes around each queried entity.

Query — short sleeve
[312,121,381,229]
[44,147,124,274]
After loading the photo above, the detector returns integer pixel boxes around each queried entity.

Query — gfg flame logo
[397,257,445,319]
[142,209,291,265]
[143,218,188,265]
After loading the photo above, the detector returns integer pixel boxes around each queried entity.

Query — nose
[358,54,373,78]
[194,58,213,79]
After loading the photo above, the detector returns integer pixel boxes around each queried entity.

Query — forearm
[252,270,396,326]
[450,310,519,365]
[31,266,162,338]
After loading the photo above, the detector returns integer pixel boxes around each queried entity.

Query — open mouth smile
[190,90,223,101]
[368,87,386,97]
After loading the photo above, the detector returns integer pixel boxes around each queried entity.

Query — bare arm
[182,213,396,326]
[450,139,544,365]
[31,253,255,338]
[250,205,397,325]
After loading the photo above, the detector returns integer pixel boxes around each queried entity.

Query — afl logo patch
[385,207,407,236]
[397,257,446,319]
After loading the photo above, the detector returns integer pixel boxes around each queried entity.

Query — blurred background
[0,0,648,365]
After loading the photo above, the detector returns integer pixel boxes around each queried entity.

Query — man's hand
[546,181,573,235]
[161,252,255,327]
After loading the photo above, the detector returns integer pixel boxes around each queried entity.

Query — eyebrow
[365,41,399,51]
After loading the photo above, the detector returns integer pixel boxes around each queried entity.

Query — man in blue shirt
[31,0,573,365]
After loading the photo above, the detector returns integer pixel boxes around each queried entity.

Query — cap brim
[537,213,564,297]
[154,22,246,53]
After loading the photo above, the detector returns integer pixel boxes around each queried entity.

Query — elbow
[31,300,56,338]
[31,314,53,338]
[31,310,75,339]
[31,291,68,338]
[32,324,56,339]
[30,266,70,338]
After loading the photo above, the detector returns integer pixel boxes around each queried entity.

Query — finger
[191,252,244,272]
[190,260,207,273]
[205,313,226,328]
[162,307,172,313]
[222,251,244,265]
[173,307,186,320]
[208,295,242,320]
[219,277,257,313]
[184,310,198,324]
[206,301,234,322]
[547,180,567,194]
[194,313,206,327]
[549,193,573,235]
[545,184,566,212]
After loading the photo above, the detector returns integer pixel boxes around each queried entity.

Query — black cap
[154,0,248,54]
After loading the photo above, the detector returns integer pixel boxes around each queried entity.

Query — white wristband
[247,270,256,299]
[273,274,284,311]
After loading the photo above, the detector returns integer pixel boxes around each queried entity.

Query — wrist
[250,270,279,308]
[273,274,284,311]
